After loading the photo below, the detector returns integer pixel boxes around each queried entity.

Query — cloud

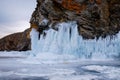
[0,0,36,23]
[0,0,36,38]
[0,20,30,38]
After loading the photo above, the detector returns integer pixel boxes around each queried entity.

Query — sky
[0,0,36,38]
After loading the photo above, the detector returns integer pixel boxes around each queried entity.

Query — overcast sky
[0,0,36,38]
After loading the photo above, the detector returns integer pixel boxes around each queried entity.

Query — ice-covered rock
[30,0,120,39]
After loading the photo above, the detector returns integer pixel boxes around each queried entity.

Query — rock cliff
[30,0,120,39]
[0,29,31,51]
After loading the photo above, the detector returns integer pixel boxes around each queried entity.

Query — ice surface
[0,51,30,58]
[50,74,98,80]
[82,65,120,79]
[0,56,119,80]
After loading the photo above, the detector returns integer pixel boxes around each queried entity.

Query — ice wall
[30,21,120,59]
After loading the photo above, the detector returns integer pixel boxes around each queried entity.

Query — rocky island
[0,0,120,51]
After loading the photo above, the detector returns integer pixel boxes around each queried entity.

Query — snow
[39,19,49,26]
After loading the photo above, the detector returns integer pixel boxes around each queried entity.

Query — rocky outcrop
[30,0,120,39]
[0,29,31,51]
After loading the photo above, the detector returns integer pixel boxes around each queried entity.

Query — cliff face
[0,29,31,51]
[30,0,120,39]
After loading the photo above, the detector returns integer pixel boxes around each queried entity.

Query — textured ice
[50,74,98,80]
[82,65,120,79]
[0,56,119,80]
[31,21,120,60]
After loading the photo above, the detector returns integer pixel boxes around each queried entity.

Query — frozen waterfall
[30,21,120,60]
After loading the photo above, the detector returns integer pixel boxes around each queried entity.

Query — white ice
[30,21,120,60]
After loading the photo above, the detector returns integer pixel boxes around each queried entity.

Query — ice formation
[30,21,120,60]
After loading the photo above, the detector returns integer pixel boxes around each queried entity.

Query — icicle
[31,21,120,60]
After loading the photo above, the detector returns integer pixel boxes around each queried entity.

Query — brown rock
[30,0,120,39]
[0,29,31,51]
[31,0,120,39]
[54,0,87,13]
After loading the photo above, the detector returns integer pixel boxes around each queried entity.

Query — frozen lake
[0,53,120,80]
